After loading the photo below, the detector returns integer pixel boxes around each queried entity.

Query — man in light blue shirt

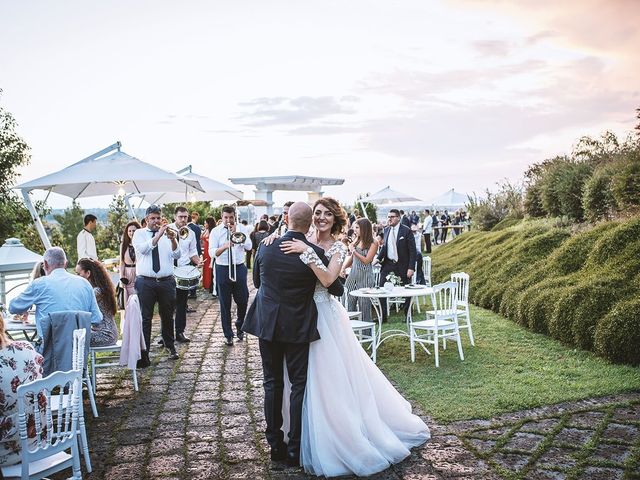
[9,246,102,337]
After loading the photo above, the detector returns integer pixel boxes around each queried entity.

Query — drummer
[170,206,203,344]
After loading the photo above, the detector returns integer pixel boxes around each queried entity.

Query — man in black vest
[243,202,343,467]
[377,208,416,321]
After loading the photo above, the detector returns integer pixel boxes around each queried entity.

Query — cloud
[472,40,511,56]
[238,95,360,127]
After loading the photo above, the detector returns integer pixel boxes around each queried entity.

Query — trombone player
[170,206,203,344]
[209,205,252,346]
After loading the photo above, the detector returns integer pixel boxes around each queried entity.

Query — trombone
[226,220,247,282]
[165,226,190,240]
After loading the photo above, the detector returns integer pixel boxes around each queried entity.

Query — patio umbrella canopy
[130,170,243,205]
[360,186,422,205]
[429,189,469,211]
[16,149,202,198]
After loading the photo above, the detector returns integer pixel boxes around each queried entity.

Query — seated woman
[75,258,118,347]
[0,315,44,467]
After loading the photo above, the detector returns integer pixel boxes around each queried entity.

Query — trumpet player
[132,205,181,366]
[209,205,252,346]
[170,206,203,344]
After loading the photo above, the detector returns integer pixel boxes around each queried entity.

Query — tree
[53,201,85,265]
[355,194,377,224]
[97,195,129,259]
[0,88,33,245]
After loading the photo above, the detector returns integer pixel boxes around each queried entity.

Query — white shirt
[413,231,421,253]
[76,229,98,260]
[386,224,399,262]
[132,227,181,278]
[208,224,252,266]
[423,215,433,234]
[169,223,198,267]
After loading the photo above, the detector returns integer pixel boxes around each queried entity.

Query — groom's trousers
[259,338,309,457]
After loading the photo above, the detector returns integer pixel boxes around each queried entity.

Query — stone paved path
[78,289,640,480]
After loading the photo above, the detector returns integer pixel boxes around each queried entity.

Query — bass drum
[173,265,201,290]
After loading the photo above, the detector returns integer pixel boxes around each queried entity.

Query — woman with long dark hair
[342,217,377,321]
[76,258,118,347]
[119,220,141,305]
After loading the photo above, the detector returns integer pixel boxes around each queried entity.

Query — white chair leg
[85,373,99,418]
[466,308,475,346]
[77,413,92,472]
[132,368,139,392]
[456,327,465,361]
[91,351,97,394]
[410,328,416,362]
[434,334,440,368]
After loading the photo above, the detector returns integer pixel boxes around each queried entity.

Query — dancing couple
[243,198,429,478]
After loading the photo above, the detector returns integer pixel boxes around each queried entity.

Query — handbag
[116,283,126,311]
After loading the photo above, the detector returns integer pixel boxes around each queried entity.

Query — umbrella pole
[124,195,137,221]
[359,200,368,220]
[21,189,52,250]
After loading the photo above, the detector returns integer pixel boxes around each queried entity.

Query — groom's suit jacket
[243,231,344,344]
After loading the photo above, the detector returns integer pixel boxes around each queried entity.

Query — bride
[275,197,430,477]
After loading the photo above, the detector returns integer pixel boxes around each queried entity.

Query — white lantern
[0,238,43,306]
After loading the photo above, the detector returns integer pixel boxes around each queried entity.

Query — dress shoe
[236,332,244,341]
[157,339,164,346]
[270,443,287,461]
[176,333,191,343]
[136,351,151,369]
[286,452,300,467]
[225,338,233,346]
[167,347,179,359]
[186,307,196,313]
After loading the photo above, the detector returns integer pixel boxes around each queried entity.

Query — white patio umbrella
[358,186,422,219]
[129,168,243,206]
[15,142,204,249]
[429,189,469,211]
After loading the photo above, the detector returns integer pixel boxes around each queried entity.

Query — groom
[243,202,343,466]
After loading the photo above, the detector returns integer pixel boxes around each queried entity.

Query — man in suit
[243,202,343,467]
[377,208,416,321]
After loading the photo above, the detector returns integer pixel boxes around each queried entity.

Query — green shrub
[583,167,617,222]
[586,218,640,268]
[491,217,522,231]
[594,298,640,365]
[546,222,617,275]
[524,183,545,218]
[611,158,640,209]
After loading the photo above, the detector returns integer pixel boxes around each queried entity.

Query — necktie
[388,227,398,261]
[151,231,160,273]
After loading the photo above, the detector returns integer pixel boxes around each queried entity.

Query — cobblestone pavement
[78,289,640,480]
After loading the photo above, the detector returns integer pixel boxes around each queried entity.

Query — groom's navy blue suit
[243,231,343,462]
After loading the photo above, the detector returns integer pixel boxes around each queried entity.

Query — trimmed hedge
[431,217,640,365]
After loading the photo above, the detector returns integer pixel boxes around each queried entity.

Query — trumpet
[227,225,247,282]
[165,226,190,240]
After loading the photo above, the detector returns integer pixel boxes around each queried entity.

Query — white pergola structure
[229,175,344,214]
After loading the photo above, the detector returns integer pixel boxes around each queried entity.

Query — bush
[546,222,617,275]
[582,167,617,222]
[524,183,545,218]
[586,218,640,268]
[594,298,640,365]
[468,180,523,231]
[611,158,640,210]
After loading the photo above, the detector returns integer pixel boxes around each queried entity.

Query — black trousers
[423,233,432,253]
[175,287,188,335]
[416,252,425,285]
[378,261,411,320]
[259,338,309,457]
[215,264,249,340]
[135,276,176,350]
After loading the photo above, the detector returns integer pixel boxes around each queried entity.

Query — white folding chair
[451,272,474,346]
[1,369,83,480]
[90,341,139,394]
[351,318,378,363]
[410,281,464,367]
[423,256,432,287]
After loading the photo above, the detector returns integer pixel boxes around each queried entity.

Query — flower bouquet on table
[384,273,402,291]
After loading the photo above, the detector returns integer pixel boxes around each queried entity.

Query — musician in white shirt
[132,205,181,367]
[169,206,202,344]
[76,214,98,260]
[208,205,252,345]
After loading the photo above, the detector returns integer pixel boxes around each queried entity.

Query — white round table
[350,285,433,352]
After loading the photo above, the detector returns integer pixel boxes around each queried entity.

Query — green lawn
[377,305,640,423]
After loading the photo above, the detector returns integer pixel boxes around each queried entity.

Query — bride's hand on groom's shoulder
[262,232,279,246]
[280,238,307,254]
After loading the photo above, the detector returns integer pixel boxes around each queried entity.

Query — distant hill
[45,208,146,225]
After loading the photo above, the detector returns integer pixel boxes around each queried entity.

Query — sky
[1,0,638,209]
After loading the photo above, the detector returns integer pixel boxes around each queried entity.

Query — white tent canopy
[129,168,243,206]
[360,186,422,205]
[428,189,469,210]
[14,142,204,249]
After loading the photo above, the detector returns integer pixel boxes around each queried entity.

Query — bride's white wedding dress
[284,243,430,477]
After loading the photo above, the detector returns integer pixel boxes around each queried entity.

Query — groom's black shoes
[270,443,287,461]
[286,451,300,467]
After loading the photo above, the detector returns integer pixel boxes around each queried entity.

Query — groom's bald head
[288,202,312,233]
